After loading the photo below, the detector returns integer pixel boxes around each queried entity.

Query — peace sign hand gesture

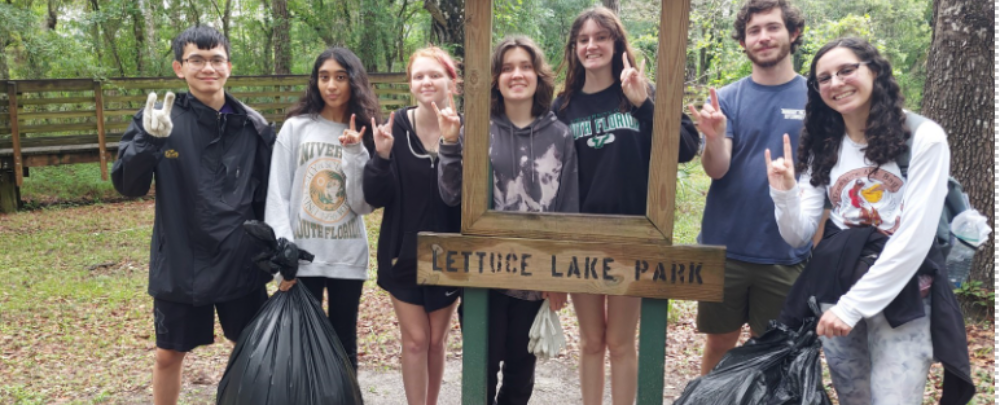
[432,97,461,143]
[687,88,727,142]
[339,114,367,146]
[143,91,175,138]
[372,111,395,160]
[764,134,797,191]
[620,53,648,107]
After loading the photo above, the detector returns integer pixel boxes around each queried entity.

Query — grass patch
[18,163,145,210]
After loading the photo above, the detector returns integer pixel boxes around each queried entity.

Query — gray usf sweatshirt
[265,115,373,280]
[438,111,579,299]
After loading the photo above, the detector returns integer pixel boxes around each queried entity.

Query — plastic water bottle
[945,238,976,287]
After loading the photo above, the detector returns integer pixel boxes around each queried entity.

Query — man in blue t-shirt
[688,0,811,374]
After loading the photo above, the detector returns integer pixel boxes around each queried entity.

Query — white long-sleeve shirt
[770,120,950,327]
[265,115,373,280]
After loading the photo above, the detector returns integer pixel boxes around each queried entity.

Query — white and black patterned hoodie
[438,111,580,300]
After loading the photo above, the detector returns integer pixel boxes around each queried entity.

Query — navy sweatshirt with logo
[552,83,699,215]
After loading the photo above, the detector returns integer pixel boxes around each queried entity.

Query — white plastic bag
[950,209,992,247]
[527,299,565,361]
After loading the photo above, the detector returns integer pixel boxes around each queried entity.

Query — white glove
[143,92,175,138]
[528,298,566,361]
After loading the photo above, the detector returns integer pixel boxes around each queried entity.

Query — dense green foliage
[1,0,932,108]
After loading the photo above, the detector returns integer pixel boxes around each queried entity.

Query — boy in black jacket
[111,26,276,405]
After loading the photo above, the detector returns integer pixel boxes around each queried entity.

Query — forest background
[1,0,992,315]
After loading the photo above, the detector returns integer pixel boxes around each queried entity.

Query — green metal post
[636,298,669,404]
[462,287,489,404]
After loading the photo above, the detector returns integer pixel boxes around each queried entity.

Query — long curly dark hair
[286,47,381,153]
[798,37,908,187]
[556,6,639,114]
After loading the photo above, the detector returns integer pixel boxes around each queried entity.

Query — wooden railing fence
[0,74,409,212]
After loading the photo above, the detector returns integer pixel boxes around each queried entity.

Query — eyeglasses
[183,56,229,70]
[812,61,868,91]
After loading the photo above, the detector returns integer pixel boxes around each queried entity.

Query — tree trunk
[602,0,621,15]
[272,0,291,74]
[142,0,157,74]
[424,0,465,59]
[46,0,58,30]
[922,0,995,288]
[131,3,146,75]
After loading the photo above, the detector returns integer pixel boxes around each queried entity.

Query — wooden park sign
[417,0,725,404]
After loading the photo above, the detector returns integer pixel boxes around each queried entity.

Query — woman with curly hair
[765,37,974,404]
[264,46,379,372]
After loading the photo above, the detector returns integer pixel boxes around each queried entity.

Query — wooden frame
[460,0,693,245]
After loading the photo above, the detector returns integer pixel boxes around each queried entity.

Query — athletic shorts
[379,280,460,313]
[697,258,805,336]
[152,287,268,352]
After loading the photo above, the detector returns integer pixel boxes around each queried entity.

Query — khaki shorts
[697,258,805,336]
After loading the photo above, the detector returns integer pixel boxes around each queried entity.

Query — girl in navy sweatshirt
[552,6,700,405]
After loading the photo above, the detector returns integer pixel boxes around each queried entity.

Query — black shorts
[153,287,268,352]
[379,280,460,313]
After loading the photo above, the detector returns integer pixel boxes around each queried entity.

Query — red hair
[406,46,462,94]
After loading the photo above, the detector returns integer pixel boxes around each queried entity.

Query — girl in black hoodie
[363,46,462,405]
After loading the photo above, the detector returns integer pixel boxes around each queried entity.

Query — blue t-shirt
[700,75,811,264]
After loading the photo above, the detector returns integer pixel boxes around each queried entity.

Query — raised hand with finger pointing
[143,92,175,138]
[432,96,461,144]
[372,111,395,159]
[687,88,727,142]
[339,114,367,147]
[620,52,648,107]
[764,133,797,191]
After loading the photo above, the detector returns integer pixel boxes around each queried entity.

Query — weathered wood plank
[460,0,493,239]
[15,79,94,92]
[17,96,96,106]
[416,233,726,301]
[0,122,98,135]
[373,87,411,95]
[646,0,692,243]
[7,83,22,187]
[105,79,188,90]
[104,95,150,104]
[94,81,108,180]
[16,110,99,120]
[464,211,668,243]
[0,134,124,151]
[230,91,303,99]
[103,110,138,117]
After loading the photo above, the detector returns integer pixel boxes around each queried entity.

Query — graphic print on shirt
[296,142,361,240]
[829,167,904,232]
[492,144,563,212]
[568,109,639,150]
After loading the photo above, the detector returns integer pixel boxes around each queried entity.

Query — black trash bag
[216,221,363,405]
[244,220,314,281]
[674,298,832,405]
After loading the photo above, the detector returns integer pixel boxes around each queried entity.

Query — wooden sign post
[417,0,723,403]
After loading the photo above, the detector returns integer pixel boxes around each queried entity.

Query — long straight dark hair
[556,6,639,114]
[287,47,381,153]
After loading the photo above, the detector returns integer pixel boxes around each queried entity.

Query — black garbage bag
[674,299,831,405]
[216,221,363,405]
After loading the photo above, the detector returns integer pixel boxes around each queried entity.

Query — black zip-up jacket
[112,92,275,305]
[779,221,975,405]
[363,107,462,288]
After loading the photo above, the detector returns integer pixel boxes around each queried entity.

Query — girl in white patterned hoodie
[264,47,378,372]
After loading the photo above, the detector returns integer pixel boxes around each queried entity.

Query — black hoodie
[363,107,462,288]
